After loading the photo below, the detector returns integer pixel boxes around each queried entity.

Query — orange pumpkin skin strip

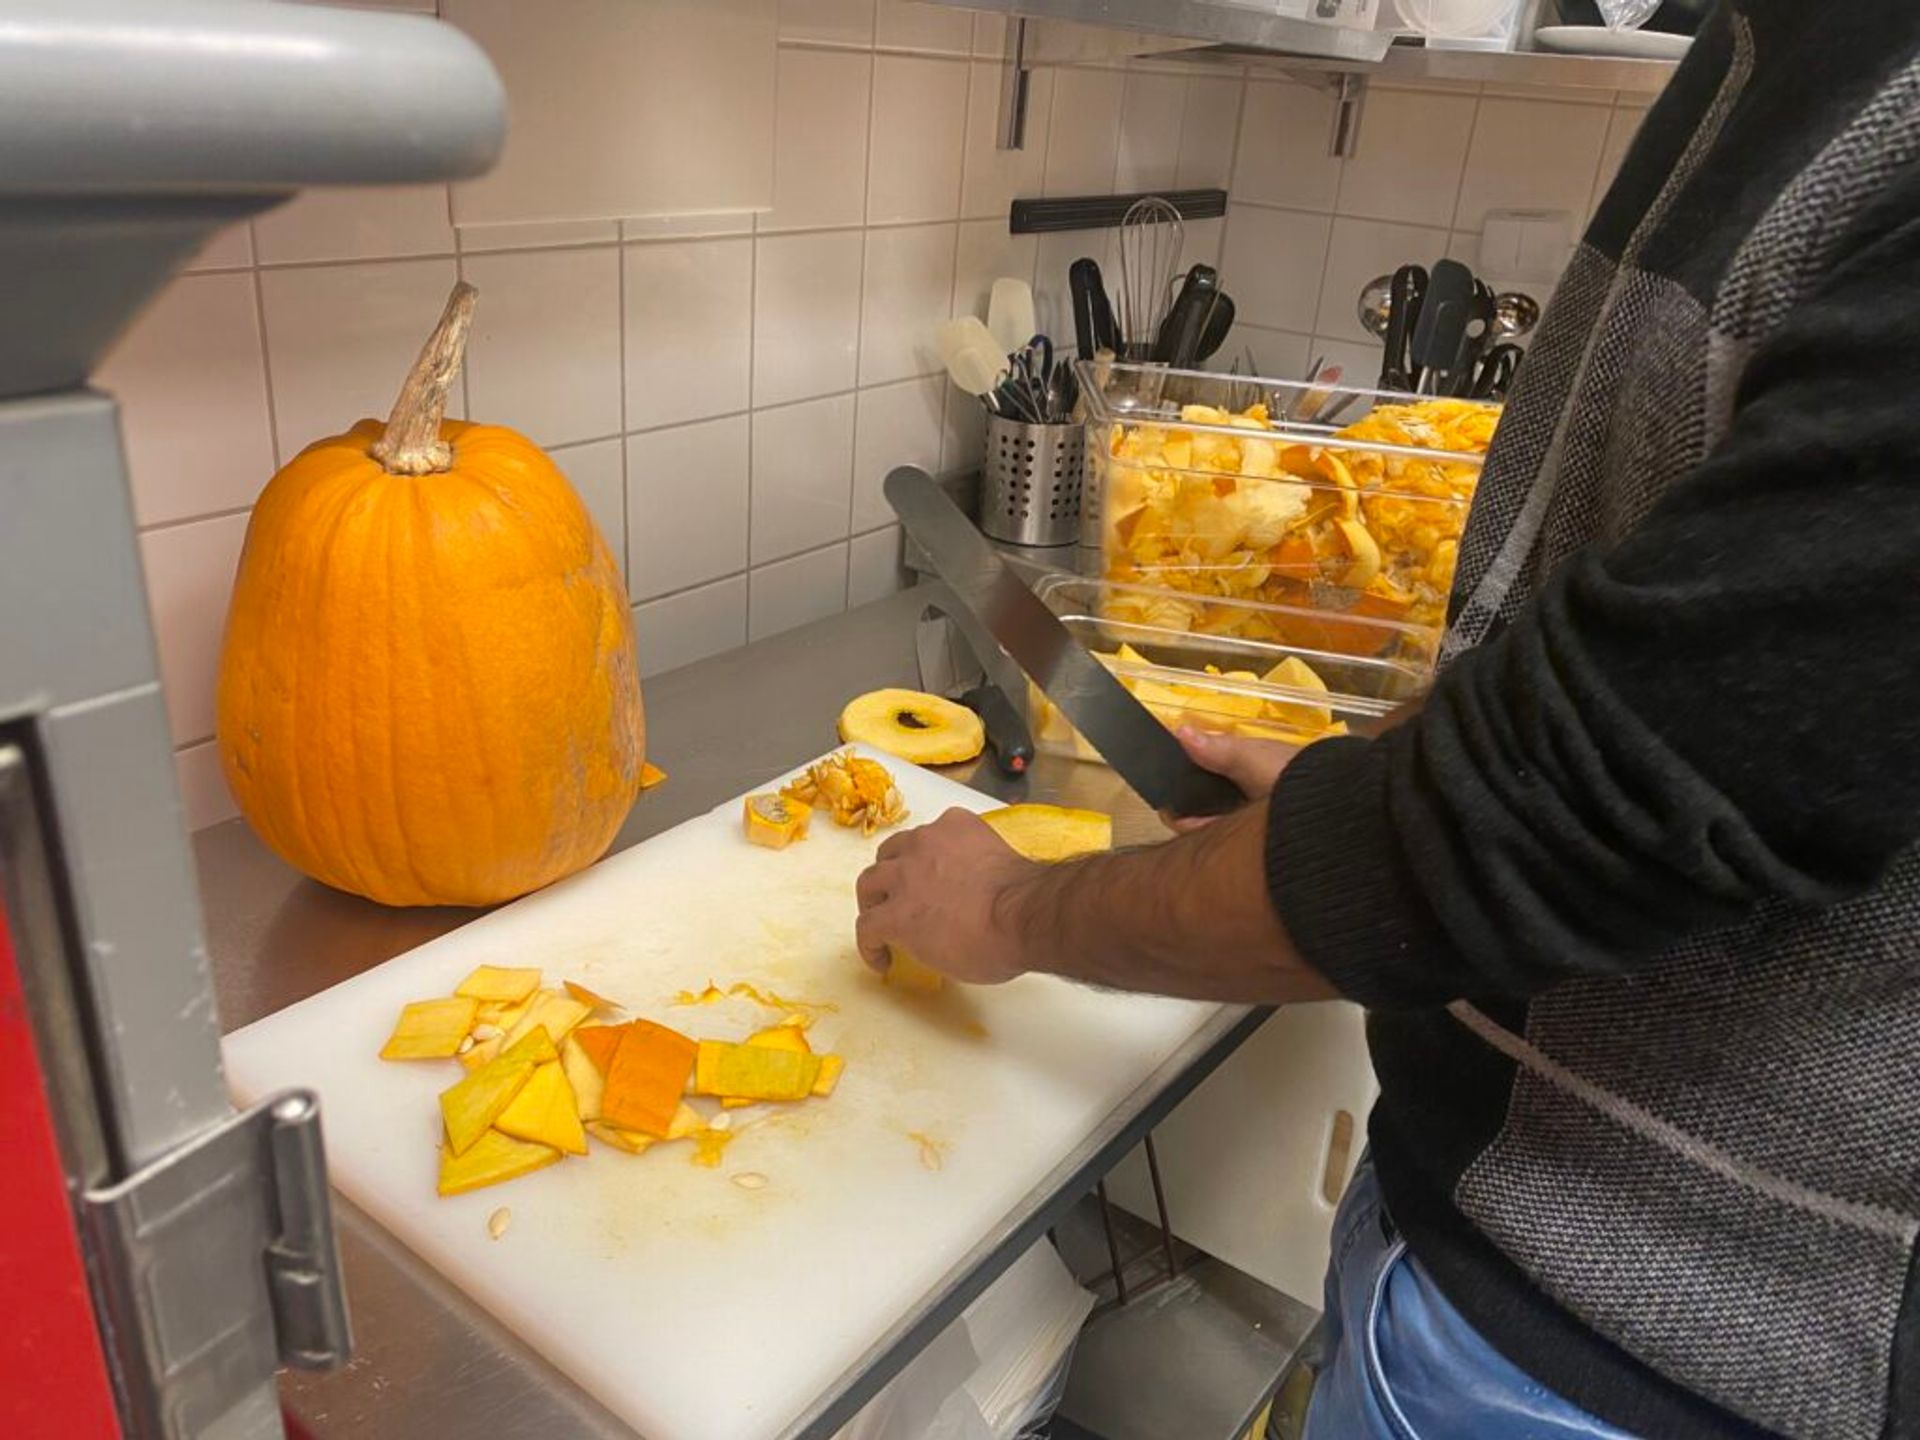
[573,1022,627,1075]
[601,1020,698,1138]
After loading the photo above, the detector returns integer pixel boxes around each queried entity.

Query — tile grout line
[248,254,287,470]
[615,231,631,591]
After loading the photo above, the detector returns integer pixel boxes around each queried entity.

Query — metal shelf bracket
[83,1090,352,1438]
[1327,72,1367,159]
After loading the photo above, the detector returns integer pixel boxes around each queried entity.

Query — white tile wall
[105,7,1652,830]
[750,394,857,564]
[626,416,750,600]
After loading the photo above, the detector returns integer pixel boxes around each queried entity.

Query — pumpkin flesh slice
[438,1128,561,1196]
[586,1121,655,1155]
[601,1021,698,1138]
[455,965,542,1004]
[560,1034,606,1122]
[381,997,480,1060]
[495,1061,588,1156]
[503,991,593,1053]
[441,1058,537,1156]
[694,1040,821,1101]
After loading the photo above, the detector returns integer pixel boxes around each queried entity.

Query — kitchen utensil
[1533,22,1692,55]
[1116,196,1185,363]
[1068,257,1119,362]
[1443,279,1497,398]
[1492,290,1541,340]
[1291,362,1344,424]
[226,744,1223,1440]
[1470,340,1525,399]
[1194,291,1237,362]
[1152,264,1220,367]
[1357,273,1395,340]
[958,680,1034,776]
[1409,258,1475,394]
[981,410,1084,545]
[1381,264,1427,391]
[887,466,1242,818]
[938,316,1010,406]
[987,277,1038,357]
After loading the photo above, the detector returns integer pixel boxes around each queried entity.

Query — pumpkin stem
[371,280,478,476]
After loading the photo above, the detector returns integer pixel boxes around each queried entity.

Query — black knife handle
[960,683,1034,778]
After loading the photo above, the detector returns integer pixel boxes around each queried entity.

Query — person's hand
[854,808,1041,985]
[1164,726,1299,832]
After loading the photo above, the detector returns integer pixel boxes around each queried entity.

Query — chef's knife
[886,466,1244,818]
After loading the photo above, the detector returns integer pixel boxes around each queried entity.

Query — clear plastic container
[1028,574,1431,763]
[1077,359,1498,650]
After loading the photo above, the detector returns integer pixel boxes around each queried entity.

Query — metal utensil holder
[982,415,1085,546]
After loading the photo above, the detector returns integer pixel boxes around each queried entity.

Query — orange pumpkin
[216,282,644,907]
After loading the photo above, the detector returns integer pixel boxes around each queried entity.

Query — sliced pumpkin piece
[981,804,1113,863]
[837,688,985,766]
[586,1121,655,1155]
[602,1020,698,1138]
[720,1097,755,1111]
[563,979,621,1012]
[883,949,948,993]
[495,1061,588,1156]
[638,761,668,790]
[694,1040,821,1101]
[440,1058,537,1157]
[380,997,480,1060]
[454,965,542,1005]
[746,1024,813,1055]
[560,1035,605,1123]
[744,792,811,849]
[438,1128,561,1196]
[665,1101,703,1141]
[500,1025,558,1066]
[812,1054,846,1097]
[573,1022,626,1075]
[460,1036,503,1071]
[502,991,592,1052]
[475,990,538,1031]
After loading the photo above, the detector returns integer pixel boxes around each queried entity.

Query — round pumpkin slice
[838,688,985,766]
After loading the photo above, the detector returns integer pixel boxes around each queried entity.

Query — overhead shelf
[1220,39,1681,93]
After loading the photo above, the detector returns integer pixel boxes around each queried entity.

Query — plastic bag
[1595,0,1661,28]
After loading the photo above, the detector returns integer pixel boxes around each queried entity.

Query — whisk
[1116,196,1184,362]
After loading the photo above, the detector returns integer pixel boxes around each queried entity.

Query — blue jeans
[1303,1161,1640,1440]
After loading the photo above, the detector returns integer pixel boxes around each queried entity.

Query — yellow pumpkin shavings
[691,1129,737,1169]
[673,980,731,1007]
[883,948,947,993]
[455,965,541,1005]
[781,750,907,836]
[585,1121,655,1155]
[560,1035,606,1123]
[438,1129,561,1196]
[694,1040,822,1101]
[381,997,480,1060]
[503,991,593,1053]
[812,1054,845,1097]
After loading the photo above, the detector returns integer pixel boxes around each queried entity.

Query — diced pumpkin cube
[694,1040,821,1101]
[560,1035,605,1123]
[602,1021,698,1138]
[438,1128,561,1196]
[563,979,620,1012]
[574,1023,626,1075]
[503,991,592,1052]
[380,997,480,1060]
[586,1121,655,1154]
[743,792,810,849]
[812,1054,845,1097]
[883,949,946,993]
[454,965,542,1005]
[500,1025,558,1066]
[441,1059,536,1156]
[495,1061,588,1156]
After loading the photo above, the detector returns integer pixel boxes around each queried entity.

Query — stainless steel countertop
[198,582,1262,1439]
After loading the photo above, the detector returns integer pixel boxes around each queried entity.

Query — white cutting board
[225,747,1217,1440]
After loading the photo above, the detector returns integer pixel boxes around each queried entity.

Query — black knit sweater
[1268,5,1920,1436]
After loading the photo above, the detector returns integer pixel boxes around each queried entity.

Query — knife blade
[886,466,1244,818]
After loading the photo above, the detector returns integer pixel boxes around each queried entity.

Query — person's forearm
[997,805,1340,1004]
